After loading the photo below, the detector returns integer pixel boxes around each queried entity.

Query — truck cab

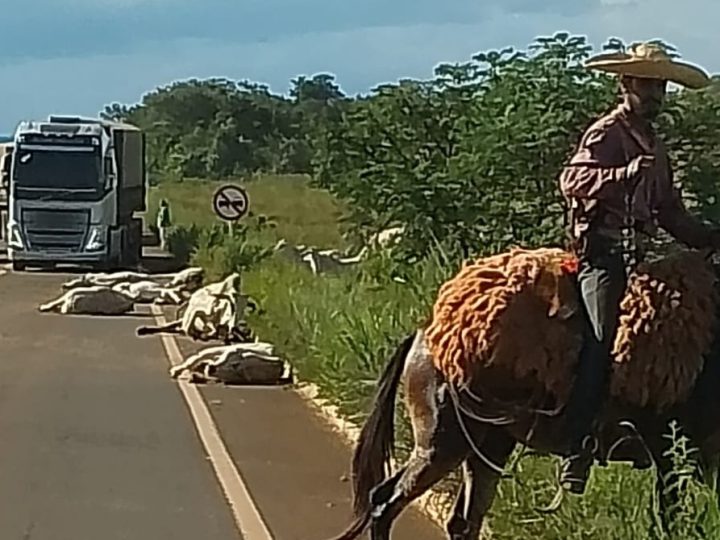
[4,116,145,271]
[0,141,12,242]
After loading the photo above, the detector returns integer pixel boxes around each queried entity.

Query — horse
[327,259,720,540]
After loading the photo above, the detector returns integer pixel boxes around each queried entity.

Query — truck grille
[22,209,89,252]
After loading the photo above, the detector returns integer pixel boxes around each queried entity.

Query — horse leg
[367,331,472,540]
[446,428,517,539]
[368,415,468,540]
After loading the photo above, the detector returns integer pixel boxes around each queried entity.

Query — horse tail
[330,331,416,540]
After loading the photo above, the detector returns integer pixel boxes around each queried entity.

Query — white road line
[150,305,274,540]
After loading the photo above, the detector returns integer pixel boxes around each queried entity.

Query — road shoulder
[161,312,446,540]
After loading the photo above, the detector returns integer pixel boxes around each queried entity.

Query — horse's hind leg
[446,428,516,539]
[369,439,467,539]
[368,391,470,540]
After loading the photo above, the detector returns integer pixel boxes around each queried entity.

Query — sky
[1,0,718,133]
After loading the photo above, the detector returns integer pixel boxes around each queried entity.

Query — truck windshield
[14,146,102,190]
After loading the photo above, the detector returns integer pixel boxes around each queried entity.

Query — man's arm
[559,120,629,200]
[656,181,720,249]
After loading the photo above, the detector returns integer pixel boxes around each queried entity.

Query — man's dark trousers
[565,234,628,455]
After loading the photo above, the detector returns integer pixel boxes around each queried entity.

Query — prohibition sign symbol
[213,184,249,222]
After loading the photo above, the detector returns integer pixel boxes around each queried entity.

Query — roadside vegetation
[123,32,720,538]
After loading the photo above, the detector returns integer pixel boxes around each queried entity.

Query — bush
[312,34,720,266]
[166,217,274,279]
[166,223,204,264]
[192,222,275,282]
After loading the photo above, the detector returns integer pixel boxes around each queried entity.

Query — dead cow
[111,280,191,305]
[169,341,290,385]
[38,286,135,315]
[62,267,204,291]
[136,273,251,342]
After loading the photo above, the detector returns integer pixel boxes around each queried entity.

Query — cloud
[0,0,717,132]
[599,0,637,5]
[0,0,599,65]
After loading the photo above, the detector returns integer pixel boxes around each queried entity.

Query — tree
[101,32,720,267]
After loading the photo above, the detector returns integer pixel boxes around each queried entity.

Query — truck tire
[131,218,143,263]
[94,259,111,272]
[119,221,141,270]
[11,261,26,272]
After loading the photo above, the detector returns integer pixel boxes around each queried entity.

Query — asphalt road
[0,271,240,540]
[0,268,446,540]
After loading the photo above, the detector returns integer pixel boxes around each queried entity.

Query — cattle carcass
[62,267,204,291]
[169,341,291,385]
[38,286,136,315]
[271,238,312,264]
[110,280,190,305]
[300,248,368,275]
[369,225,405,249]
[136,273,252,342]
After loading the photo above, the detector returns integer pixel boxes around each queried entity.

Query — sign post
[212,184,250,236]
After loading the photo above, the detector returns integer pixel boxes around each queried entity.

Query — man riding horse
[558,42,720,494]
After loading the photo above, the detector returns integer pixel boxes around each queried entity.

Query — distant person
[157,199,171,250]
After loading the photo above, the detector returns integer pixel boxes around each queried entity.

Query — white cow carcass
[136,273,250,342]
[370,225,405,249]
[272,238,312,264]
[110,280,190,305]
[62,267,204,291]
[38,286,135,315]
[300,247,368,275]
[169,341,291,385]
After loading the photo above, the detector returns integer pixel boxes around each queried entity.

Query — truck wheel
[12,261,26,272]
[94,260,111,272]
[125,220,142,269]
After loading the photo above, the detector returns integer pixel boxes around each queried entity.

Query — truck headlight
[85,225,107,252]
[7,221,25,250]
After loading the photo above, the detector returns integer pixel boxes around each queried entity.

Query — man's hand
[625,154,654,185]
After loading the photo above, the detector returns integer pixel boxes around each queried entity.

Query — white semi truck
[0,116,146,271]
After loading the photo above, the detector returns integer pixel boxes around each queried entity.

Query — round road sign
[213,184,249,221]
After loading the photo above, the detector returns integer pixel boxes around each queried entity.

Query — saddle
[425,246,719,413]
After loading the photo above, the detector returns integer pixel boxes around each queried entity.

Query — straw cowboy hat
[584,42,711,89]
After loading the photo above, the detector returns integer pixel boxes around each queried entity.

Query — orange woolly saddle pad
[424,247,718,411]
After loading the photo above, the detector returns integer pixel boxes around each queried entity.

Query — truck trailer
[1,115,146,271]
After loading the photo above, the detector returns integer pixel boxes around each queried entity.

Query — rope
[447,382,510,477]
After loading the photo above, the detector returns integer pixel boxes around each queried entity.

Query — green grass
[158,176,720,540]
[146,174,349,248]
